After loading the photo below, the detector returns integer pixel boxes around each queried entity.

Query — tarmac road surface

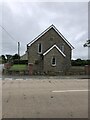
[2,78,88,118]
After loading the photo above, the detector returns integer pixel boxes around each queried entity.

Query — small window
[61,45,64,52]
[38,43,42,54]
[51,56,56,66]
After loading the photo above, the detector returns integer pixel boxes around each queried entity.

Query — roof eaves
[55,45,66,57]
[52,25,74,50]
[43,44,66,57]
[27,25,53,46]
[27,24,74,49]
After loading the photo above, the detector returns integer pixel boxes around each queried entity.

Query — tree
[83,39,90,47]
[12,54,20,60]
[1,55,6,63]
[6,54,12,62]
[83,39,90,60]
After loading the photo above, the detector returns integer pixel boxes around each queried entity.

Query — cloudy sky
[0,1,89,59]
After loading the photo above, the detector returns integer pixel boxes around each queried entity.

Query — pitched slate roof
[43,45,66,57]
[27,24,74,49]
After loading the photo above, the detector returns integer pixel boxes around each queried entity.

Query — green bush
[13,60,28,64]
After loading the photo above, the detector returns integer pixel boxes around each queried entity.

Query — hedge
[13,60,28,64]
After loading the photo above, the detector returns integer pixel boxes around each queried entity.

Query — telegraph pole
[18,42,20,56]
[18,42,20,64]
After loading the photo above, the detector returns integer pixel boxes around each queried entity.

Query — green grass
[10,64,28,71]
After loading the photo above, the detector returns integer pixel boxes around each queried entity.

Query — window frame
[38,43,42,54]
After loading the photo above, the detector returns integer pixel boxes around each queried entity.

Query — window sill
[51,64,56,67]
[38,52,42,54]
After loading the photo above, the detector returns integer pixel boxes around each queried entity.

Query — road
[2,78,88,118]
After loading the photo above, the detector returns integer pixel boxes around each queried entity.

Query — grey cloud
[1,2,88,59]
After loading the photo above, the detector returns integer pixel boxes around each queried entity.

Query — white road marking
[16,79,24,80]
[4,78,12,80]
[52,90,88,93]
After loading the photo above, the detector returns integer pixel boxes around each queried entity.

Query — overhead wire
[0,25,26,55]
[0,24,17,43]
[0,24,26,47]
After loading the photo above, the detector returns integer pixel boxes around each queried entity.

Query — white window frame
[38,43,42,54]
[51,56,56,66]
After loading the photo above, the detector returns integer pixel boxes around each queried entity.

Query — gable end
[27,24,74,50]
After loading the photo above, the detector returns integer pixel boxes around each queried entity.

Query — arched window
[51,56,56,66]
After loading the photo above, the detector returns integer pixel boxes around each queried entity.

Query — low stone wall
[2,65,89,76]
[4,63,12,69]
[66,66,85,75]
[85,65,90,75]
